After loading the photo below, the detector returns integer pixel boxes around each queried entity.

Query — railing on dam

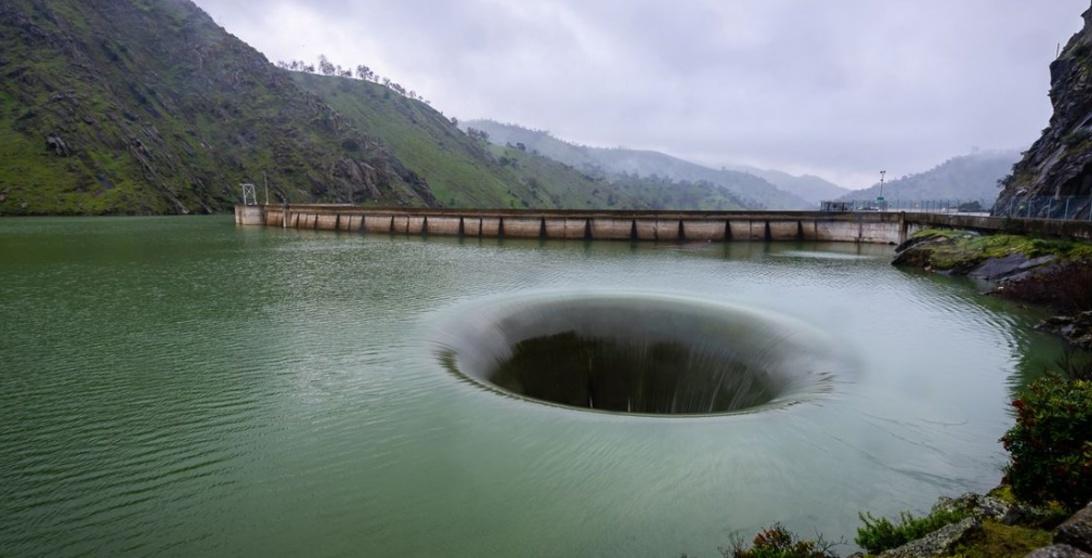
[824,196,1092,221]
[235,204,1092,243]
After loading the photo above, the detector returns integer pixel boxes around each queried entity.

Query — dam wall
[234,205,1092,244]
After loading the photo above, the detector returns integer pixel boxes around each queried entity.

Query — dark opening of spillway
[435,294,840,416]
[490,332,776,413]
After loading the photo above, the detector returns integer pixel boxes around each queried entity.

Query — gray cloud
[195,0,1086,187]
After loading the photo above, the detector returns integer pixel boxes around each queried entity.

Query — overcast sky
[194,0,1087,188]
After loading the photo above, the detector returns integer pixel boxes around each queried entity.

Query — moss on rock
[897,229,1092,272]
[947,519,1053,558]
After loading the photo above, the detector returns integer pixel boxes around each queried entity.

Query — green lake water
[0,216,1074,557]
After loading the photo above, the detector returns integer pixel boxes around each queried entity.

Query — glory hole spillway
[0,213,1078,557]
[435,294,840,415]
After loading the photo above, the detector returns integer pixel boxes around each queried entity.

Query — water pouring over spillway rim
[431,293,847,417]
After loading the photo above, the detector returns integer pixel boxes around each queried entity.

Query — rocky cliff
[994,4,1092,219]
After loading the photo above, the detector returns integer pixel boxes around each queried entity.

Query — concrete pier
[235,205,1092,243]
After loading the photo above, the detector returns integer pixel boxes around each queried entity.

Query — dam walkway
[234,205,1092,244]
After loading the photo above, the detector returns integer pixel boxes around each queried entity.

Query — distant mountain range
[463,120,831,209]
[724,165,848,205]
[838,151,1020,206]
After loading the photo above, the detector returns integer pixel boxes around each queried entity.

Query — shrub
[723,524,837,558]
[1000,364,1092,511]
[854,508,968,554]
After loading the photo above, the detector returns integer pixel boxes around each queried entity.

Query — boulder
[878,516,980,558]
[892,235,952,269]
[1056,503,1092,554]
[970,254,1057,282]
[45,133,71,156]
[1037,311,1092,350]
[933,492,1019,524]
[1025,544,1092,557]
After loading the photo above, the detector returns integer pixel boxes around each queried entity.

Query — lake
[0,216,1072,556]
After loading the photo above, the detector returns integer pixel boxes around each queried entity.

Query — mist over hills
[463,120,820,209]
[723,166,848,205]
[837,151,1021,206]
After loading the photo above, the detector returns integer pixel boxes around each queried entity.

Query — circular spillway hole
[434,294,840,416]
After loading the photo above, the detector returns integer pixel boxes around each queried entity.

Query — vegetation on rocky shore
[892,228,1092,348]
[725,358,1092,558]
[893,229,1092,274]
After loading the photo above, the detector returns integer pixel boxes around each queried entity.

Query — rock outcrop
[893,229,1092,348]
[1037,312,1092,349]
[994,4,1092,219]
[877,517,981,558]
[1026,544,1092,558]
[1056,503,1092,554]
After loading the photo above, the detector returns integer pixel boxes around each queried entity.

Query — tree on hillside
[467,128,490,143]
[318,54,335,76]
[450,117,458,127]
[355,64,373,81]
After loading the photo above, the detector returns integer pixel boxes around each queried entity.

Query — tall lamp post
[878,170,887,211]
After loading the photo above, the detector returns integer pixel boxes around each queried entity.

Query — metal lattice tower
[240,183,258,206]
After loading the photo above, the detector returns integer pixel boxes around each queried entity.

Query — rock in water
[1037,311,1092,350]
[970,255,1057,282]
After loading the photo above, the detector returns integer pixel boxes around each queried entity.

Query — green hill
[0,0,435,215]
[292,72,745,210]
[291,72,525,208]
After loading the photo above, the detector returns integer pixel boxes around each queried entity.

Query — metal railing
[821,199,992,215]
[995,195,1092,221]
[821,196,1092,221]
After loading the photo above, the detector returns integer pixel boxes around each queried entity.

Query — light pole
[877,170,887,211]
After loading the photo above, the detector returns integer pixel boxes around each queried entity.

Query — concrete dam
[234,205,1092,243]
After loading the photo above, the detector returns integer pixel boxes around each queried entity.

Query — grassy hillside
[0,0,433,215]
[291,72,532,208]
[464,119,811,209]
[294,72,745,210]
